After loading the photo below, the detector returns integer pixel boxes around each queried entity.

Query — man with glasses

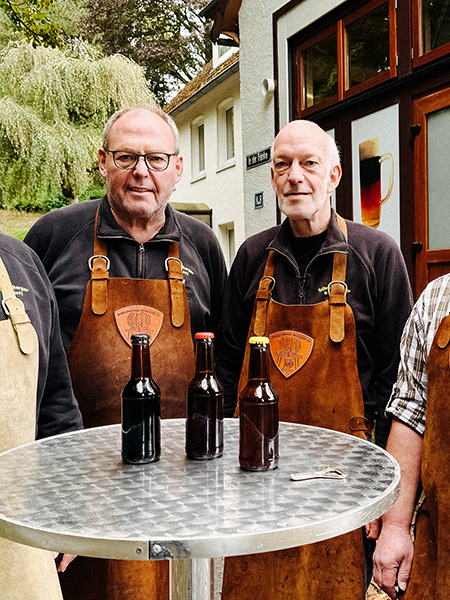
[24,105,227,600]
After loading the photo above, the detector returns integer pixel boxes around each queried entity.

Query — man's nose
[133,155,151,175]
[287,161,305,182]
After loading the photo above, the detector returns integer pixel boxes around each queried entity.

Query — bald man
[216,119,412,599]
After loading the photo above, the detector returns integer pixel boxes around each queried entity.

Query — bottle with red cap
[186,332,224,460]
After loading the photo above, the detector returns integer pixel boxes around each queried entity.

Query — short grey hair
[327,134,341,174]
[102,106,180,155]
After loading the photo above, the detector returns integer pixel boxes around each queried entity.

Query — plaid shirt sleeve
[387,275,450,435]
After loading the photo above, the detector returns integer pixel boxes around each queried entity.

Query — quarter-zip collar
[266,209,349,304]
[95,196,182,244]
[267,208,348,272]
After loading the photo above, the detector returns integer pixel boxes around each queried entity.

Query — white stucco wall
[170,69,244,268]
[238,0,345,238]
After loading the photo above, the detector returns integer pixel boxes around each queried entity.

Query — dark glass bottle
[121,333,161,464]
[186,332,224,460]
[239,336,279,471]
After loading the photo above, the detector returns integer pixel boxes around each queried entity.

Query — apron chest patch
[269,330,314,378]
[115,305,164,346]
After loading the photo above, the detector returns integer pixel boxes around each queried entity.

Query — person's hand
[364,517,381,540]
[53,552,77,572]
[372,524,413,599]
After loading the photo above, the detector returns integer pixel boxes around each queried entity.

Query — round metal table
[0,419,399,599]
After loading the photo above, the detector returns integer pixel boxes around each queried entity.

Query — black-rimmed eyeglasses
[106,150,175,171]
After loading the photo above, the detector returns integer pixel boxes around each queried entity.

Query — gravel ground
[367,581,390,599]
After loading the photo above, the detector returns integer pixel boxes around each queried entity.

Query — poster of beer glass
[351,104,400,246]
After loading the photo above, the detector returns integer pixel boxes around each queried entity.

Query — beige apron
[61,212,195,600]
[222,216,368,599]
[0,257,63,600]
[401,314,450,599]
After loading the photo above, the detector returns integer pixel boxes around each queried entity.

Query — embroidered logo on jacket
[115,305,164,347]
[269,330,314,378]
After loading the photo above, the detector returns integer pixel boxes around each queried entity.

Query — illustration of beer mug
[359,138,394,228]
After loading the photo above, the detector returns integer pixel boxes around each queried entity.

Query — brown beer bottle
[239,336,279,471]
[186,332,224,460]
[121,333,161,464]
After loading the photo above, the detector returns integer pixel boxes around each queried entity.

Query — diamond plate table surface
[0,419,399,562]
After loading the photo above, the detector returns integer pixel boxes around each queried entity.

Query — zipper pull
[298,276,306,301]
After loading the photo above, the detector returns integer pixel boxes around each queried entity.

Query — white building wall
[238,0,345,238]
[170,70,244,268]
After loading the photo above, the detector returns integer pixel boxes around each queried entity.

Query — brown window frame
[295,0,397,118]
[412,0,450,67]
[295,24,339,117]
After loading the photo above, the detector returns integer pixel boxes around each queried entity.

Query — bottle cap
[130,333,150,344]
[249,336,270,345]
[195,332,215,339]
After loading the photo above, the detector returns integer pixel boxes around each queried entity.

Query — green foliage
[0,0,64,48]
[0,40,154,209]
[80,0,212,105]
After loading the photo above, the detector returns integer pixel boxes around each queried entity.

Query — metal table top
[0,419,399,562]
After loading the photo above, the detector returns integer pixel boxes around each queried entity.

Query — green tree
[80,0,212,105]
[0,0,64,47]
[0,40,154,209]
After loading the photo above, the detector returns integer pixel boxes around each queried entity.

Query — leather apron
[60,212,195,600]
[222,216,368,599]
[0,258,63,600]
[401,314,450,600]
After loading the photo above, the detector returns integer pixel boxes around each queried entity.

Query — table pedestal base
[169,558,222,600]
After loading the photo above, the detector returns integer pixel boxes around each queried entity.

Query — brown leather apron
[0,258,64,600]
[401,314,450,600]
[60,212,195,600]
[222,216,368,599]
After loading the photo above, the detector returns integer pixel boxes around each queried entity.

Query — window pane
[427,107,450,250]
[302,34,338,109]
[198,124,205,172]
[346,3,390,89]
[422,0,450,53]
[225,107,234,160]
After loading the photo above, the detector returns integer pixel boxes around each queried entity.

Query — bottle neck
[131,342,152,380]
[248,344,271,381]
[195,339,215,375]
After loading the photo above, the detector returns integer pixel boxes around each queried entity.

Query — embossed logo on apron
[269,330,314,378]
[114,305,164,346]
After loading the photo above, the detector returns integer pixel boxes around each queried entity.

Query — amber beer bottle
[186,332,224,460]
[239,336,279,471]
[121,333,161,464]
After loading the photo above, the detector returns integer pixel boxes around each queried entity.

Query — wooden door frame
[413,87,450,296]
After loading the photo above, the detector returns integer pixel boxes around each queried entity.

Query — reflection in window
[427,106,450,250]
[198,123,205,172]
[217,99,235,169]
[422,0,450,53]
[191,116,206,179]
[302,34,338,109]
[225,107,234,161]
[346,3,390,89]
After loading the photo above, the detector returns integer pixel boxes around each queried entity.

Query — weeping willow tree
[0,40,155,209]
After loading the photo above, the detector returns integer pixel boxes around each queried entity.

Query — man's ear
[174,155,183,184]
[270,167,277,193]
[98,148,107,177]
[327,164,342,194]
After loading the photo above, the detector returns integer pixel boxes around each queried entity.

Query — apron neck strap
[90,207,185,326]
[253,213,349,342]
[0,257,36,354]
